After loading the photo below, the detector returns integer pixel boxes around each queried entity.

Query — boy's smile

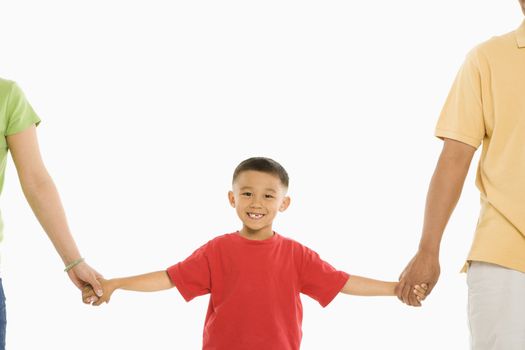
[229,170,290,240]
[248,212,264,219]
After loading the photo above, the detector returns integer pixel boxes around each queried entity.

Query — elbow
[20,172,54,196]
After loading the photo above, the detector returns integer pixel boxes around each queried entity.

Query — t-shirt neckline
[232,231,281,245]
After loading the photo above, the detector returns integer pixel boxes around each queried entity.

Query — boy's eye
[265,194,274,199]
[241,192,252,197]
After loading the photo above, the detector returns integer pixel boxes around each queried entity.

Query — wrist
[64,257,85,272]
[417,250,440,261]
[111,278,124,291]
[58,245,82,264]
[418,243,440,257]
[388,282,398,296]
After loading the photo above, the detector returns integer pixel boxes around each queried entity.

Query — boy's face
[228,170,290,237]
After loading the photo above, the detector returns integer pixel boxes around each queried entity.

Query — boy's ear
[228,191,236,208]
[279,196,291,212]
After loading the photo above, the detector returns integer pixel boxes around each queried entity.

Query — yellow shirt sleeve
[435,49,485,149]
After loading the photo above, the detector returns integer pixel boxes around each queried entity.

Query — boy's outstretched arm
[340,276,427,301]
[83,271,174,306]
[340,275,397,296]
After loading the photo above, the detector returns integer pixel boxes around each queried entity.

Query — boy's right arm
[83,271,174,306]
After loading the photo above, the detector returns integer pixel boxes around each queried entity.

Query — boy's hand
[413,283,428,303]
[396,251,440,306]
[82,278,117,306]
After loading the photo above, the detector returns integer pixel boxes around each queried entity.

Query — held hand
[67,261,104,299]
[82,278,116,306]
[396,251,440,306]
[413,283,428,303]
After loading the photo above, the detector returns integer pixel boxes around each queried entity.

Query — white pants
[467,261,525,350]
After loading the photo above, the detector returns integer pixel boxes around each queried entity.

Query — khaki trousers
[467,261,525,350]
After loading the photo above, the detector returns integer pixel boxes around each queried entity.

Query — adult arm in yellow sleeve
[396,138,476,306]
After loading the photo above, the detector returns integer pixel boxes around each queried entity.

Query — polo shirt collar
[517,19,525,48]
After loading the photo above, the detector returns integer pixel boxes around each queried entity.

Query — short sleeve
[5,83,41,136]
[167,243,211,302]
[435,49,486,149]
[299,247,349,308]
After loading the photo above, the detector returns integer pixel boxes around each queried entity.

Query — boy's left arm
[340,275,427,301]
[339,275,397,296]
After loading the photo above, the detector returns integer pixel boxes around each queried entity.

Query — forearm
[418,142,473,256]
[340,275,397,296]
[112,271,174,292]
[21,174,80,264]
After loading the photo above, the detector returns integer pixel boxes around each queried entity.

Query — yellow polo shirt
[436,20,525,273]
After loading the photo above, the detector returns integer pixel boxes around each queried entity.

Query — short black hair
[232,157,289,188]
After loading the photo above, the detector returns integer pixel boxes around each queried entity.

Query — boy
[84,157,426,349]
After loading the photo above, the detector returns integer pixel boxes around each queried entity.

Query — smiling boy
[83,157,426,350]
[228,162,290,241]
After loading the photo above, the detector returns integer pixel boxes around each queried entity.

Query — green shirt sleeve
[5,82,41,136]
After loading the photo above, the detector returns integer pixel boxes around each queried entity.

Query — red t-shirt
[166,232,349,350]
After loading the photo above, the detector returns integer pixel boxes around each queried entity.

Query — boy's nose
[249,197,263,208]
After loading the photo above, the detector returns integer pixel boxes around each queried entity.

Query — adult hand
[67,261,104,300]
[395,250,440,306]
[82,278,116,306]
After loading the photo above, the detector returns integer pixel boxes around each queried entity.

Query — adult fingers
[83,274,104,297]
[92,296,109,306]
[83,294,98,304]
[402,282,421,306]
[407,286,422,306]
[82,287,97,304]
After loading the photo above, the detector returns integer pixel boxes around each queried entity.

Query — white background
[0,1,523,349]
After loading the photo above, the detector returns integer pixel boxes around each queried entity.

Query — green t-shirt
[0,78,41,241]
